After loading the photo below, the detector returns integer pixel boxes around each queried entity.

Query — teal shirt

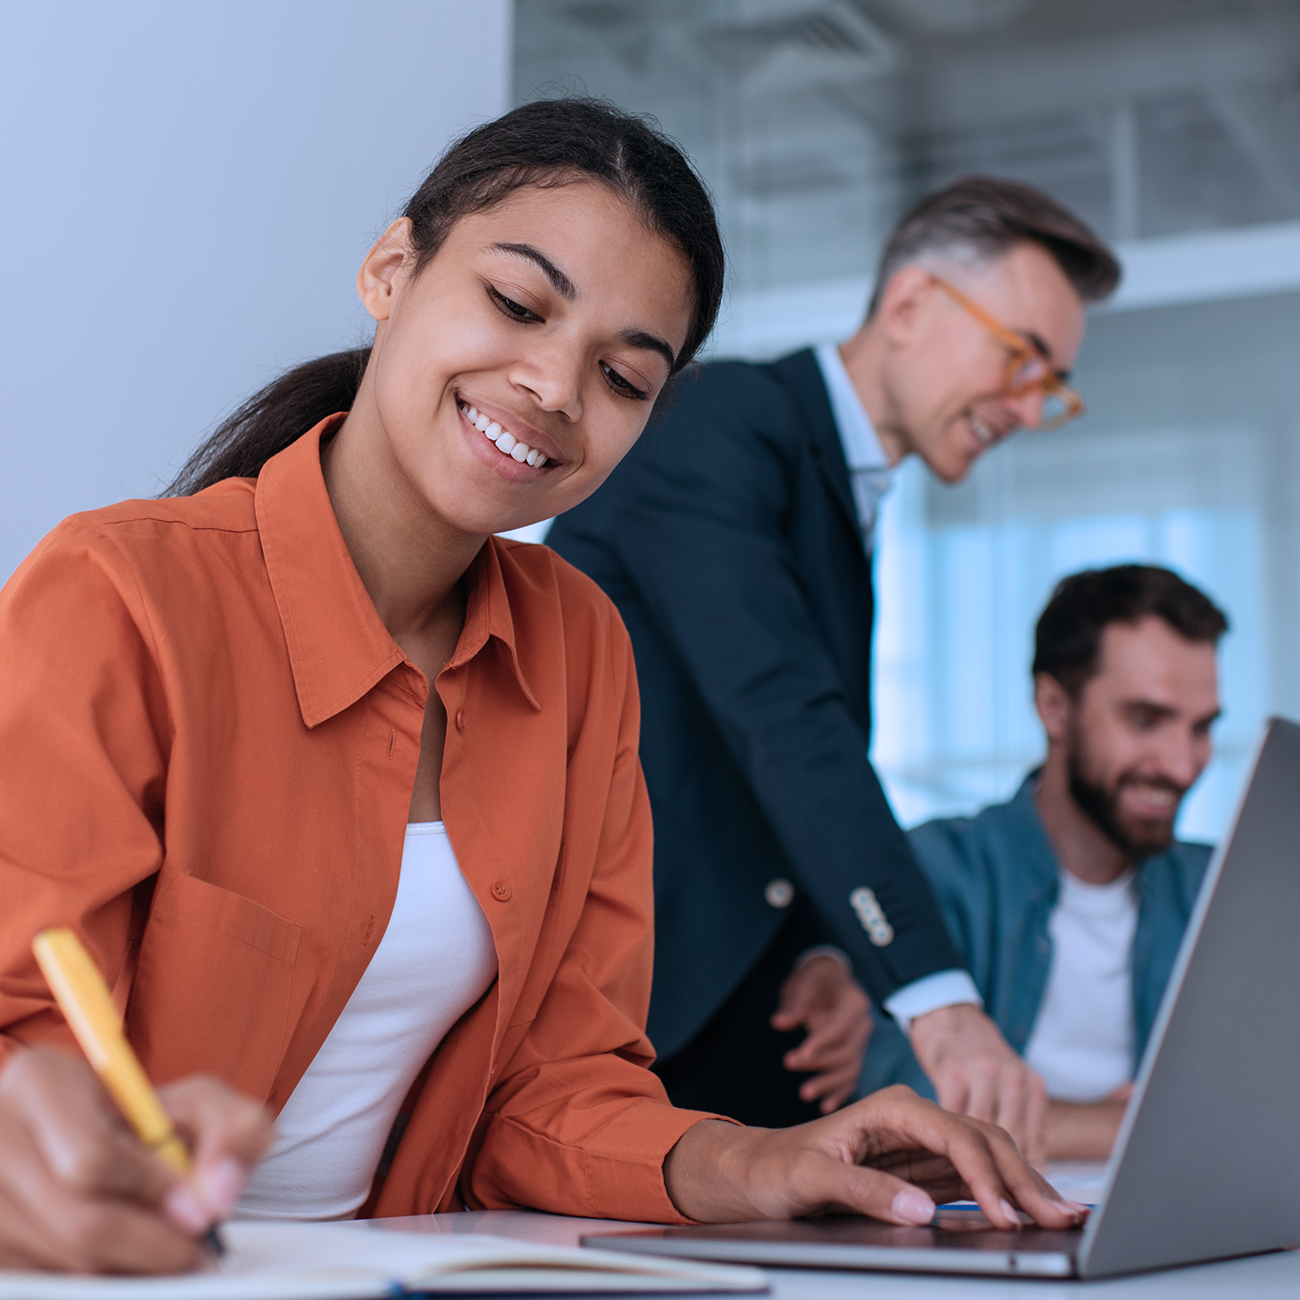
[858,774,1212,1100]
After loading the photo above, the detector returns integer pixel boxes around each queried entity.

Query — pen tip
[204,1225,236,1272]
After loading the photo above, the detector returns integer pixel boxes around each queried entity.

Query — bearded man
[863,565,1227,1160]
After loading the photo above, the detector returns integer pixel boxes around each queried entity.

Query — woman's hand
[663,1084,1086,1231]
[0,1047,272,1273]
[770,955,872,1113]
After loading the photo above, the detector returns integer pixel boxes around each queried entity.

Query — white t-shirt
[235,822,498,1220]
[1023,869,1138,1103]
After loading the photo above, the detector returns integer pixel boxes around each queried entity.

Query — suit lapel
[768,349,860,542]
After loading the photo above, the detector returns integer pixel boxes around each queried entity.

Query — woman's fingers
[831,1089,1080,1230]
[664,1089,1085,1229]
[0,1084,198,1274]
[895,1101,1081,1230]
[976,1120,1082,1222]
[1,1049,172,1205]
[0,1049,272,1273]
[162,1076,273,1224]
[799,1154,940,1226]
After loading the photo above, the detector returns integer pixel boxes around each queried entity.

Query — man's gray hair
[867,176,1121,317]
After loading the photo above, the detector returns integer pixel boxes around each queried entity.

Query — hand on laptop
[908,1003,1049,1167]
[0,1047,271,1273]
[662,1084,1086,1230]
[770,954,872,1113]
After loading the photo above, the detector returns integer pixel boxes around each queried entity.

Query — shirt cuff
[794,945,853,974]
[882,970,983,1034]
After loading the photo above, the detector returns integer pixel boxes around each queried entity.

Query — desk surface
[357,1203,1300,1299]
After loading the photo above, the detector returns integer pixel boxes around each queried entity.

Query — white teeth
[1138,787,1175,806]
[460,400,548,468]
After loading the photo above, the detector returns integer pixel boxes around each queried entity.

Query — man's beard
[1067,737,1186,860]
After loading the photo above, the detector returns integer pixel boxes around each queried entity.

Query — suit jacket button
[764,878,794,909]
[455,709,467,731]
[491,881,511,901]
[849,886,895,946]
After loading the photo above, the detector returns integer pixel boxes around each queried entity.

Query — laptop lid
[586,717,1300,1280]
[1077,715,1300,1276]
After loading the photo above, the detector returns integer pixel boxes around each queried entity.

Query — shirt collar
[255,416,537,728]
[813,342,891,473]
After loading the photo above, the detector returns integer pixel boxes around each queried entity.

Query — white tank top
[234,822,498,1220]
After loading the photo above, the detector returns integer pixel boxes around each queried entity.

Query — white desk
[356,1206,1300,1298]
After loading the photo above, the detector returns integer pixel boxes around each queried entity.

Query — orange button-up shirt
[0,418,708,1222]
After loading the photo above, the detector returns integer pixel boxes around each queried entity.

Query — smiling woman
[0,98,1080,1276]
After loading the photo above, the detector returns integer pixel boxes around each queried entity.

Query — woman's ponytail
[165,347,370,495]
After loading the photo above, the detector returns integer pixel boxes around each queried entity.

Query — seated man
[862,564,1226,1159]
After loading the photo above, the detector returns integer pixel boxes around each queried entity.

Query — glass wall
[515,0,1300,839]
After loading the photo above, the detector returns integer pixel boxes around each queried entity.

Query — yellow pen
[31,927,228,1260]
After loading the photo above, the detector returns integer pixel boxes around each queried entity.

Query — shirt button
[491,881,511,901]
[455,709,466,731]
[764,878,794,909]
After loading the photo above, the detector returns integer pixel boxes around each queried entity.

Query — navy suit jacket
[548,349,963,1059]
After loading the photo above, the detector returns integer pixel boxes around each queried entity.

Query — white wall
[0,1,512,581]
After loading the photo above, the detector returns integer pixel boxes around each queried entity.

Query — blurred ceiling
[514,0,1300,289]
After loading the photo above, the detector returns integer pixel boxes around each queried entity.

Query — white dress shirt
[814,342,895,550]
[813,343,982,1032]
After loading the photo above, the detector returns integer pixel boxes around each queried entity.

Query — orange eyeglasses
[930,275,1084,432]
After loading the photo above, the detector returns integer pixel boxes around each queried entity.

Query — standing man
[549,178,1120,1156]
[865,566,1225,1160]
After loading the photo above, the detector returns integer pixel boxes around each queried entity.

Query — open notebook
[0,1222,767,1299]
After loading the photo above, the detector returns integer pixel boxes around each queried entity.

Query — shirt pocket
[125,871,302,1101]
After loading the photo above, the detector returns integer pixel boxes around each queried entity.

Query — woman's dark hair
[866,175,1121,317]
[1033,564,1228,699]
[167,98,724,495]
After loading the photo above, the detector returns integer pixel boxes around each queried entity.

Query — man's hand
[770,955,872,1113]
[1045,1084,1132,1161]
[908,1004,1048,1168]
[0,1047,272,1273]
[663,1084,1087,1230]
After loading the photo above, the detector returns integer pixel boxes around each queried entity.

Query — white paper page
[0,1223,766,1299]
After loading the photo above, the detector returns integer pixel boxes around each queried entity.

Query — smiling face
[1040,617,1221,859]
[352,181,694,539]
[875,242,1087,483]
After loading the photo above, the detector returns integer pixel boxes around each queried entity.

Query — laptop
[586,716,1300,1279]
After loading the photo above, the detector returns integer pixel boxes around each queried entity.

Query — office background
[5,2,1298,842]
[516,0,1300,841]
[0,0,511,580]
